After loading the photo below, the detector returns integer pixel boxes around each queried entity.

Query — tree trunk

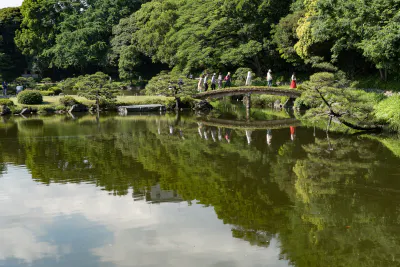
[379,69,384,80]
[384,68,388,82]
[251,56,262,77]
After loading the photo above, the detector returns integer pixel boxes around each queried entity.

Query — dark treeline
[1,0,399,82]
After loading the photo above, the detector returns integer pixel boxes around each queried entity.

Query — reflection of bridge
[192,87,302,99]
[199,118,300,130]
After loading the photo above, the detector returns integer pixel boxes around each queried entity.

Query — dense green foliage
[75,72,119,108]
[294,72,385,128]
[1,0,398,84]
[59,96,80,107]
[17,90,43,104]
[374,96,400,132]
[0,7,26,81]
[0,99,14,106]
[144,71,197,96]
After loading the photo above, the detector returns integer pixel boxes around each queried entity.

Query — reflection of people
[266,69,273,87]
[266,129,272,146]
[211,128,217,142]
[197,123,203,138]
[224,129,232,143]
[218,128,223,141]
[203,129,209,140]
[245,71,252,86]
[245,130,252,145]
[290,126,296,141]
[290,72,297,89]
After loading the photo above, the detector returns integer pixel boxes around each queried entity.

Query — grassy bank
[2,95,177,114]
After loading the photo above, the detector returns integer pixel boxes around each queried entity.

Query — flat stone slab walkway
[118,104,166,113]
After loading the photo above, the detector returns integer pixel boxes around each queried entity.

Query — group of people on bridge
[195,70,298,93]
[196,72,232,92]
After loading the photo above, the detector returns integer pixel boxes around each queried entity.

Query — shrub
[252,95,288,108]
[55,105,67,111]
[179,96,197,108]
[39,90,55,96]
[10,106,23,114]
[374,95,400,131]
[41,77,52,83]
[0,99,14,106]
[17,90,43,104]
[99,98,116,109]
[37,106,55,114]
[145,71,198,96]
[36,83,53,91]
[233,68,255,86]
[252,77,268,86]
[49,86,62,95]
[59,96,79,107]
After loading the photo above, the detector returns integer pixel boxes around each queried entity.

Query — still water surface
[0,112,400,267]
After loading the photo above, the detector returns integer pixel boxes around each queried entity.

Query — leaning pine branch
[314,87,382,132]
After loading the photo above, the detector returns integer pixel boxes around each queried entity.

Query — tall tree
[294,0,400,79]
[15,0,144,75]
[131,0,292,75]
[0,7,26,81]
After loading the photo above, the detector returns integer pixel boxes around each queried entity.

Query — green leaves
[15,0,144,73]
[0,7,26,81]
[130,0,291,74]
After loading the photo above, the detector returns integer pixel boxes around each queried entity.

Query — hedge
[17,90,43,105]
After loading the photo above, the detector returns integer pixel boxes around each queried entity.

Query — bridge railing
[192,86,302,99]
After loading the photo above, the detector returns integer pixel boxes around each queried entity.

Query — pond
[0,111,400,267]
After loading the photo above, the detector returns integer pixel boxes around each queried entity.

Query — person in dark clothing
[203,74,209,91]
[2,81,7,96]
[223,72,231,88]
[211,73,217,90]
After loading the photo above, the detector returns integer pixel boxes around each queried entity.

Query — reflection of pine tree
[278,135,400,267]
[293,137,376,204]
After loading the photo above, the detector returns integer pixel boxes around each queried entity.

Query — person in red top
[290,126,296,141]
[290,72,297,89]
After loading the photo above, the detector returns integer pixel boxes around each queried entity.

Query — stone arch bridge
[192,86,302,100]
[192,86,302,117]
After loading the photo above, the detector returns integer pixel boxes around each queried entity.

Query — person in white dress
[198,75,204,92]
[245,71,252,86]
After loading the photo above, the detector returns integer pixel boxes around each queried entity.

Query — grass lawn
[8,95,175,108]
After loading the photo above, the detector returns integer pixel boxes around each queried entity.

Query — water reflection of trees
[1,115,400,266]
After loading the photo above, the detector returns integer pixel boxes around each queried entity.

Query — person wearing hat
[211,73,217,90]
[224,72,232,88]
[266,69,273,87]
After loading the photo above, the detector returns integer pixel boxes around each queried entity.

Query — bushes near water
[39,90,55,96]
[0,99,15,106]
[59,96,80,107]
[374,96,400,132]
[17,90,43,105]
[145,71,198,96]
[252,95,289,108]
